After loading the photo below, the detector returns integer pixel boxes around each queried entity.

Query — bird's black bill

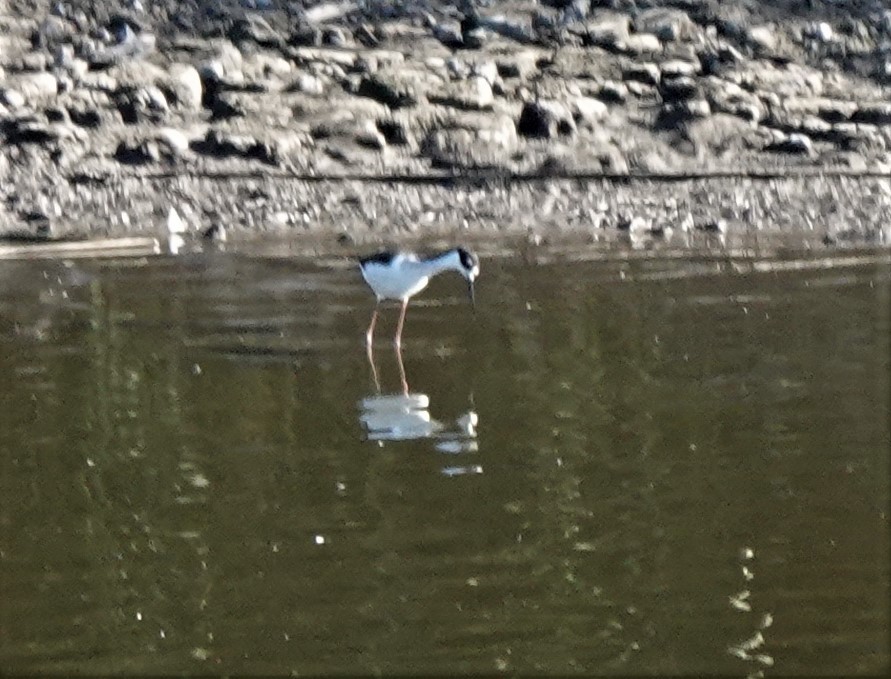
[468,281,476,311]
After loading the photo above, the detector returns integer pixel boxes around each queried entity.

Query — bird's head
[455,247,479,308]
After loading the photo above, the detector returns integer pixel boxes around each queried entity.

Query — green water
[1,245,888,674]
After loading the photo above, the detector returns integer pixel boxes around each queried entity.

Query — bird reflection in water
[359,345,481,475]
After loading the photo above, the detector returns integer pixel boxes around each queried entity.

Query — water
[1,243,889,675]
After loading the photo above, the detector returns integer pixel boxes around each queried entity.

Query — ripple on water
[0,245,886,675]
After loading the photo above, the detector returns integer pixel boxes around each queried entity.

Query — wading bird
[359,247,480,348]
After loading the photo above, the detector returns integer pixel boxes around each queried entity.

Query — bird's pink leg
[395,342,409,395]
[365,304,379,347]
[366,342,381,393]
[394,299,408,350]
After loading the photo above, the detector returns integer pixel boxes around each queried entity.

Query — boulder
[517,100,575,139]
[633,8,696,43]
[190,128,278,165]
[422,116,517,171]
[572,97,608,129]
[429,76,494,111]
[164,64,203,111]
[766,132,814,155]
[357,69,428,109]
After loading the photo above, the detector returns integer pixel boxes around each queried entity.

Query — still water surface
[1,244,889,675]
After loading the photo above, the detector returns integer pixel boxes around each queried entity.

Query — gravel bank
[1,0,890,249]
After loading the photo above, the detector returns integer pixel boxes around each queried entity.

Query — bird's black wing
[358,251,397,266]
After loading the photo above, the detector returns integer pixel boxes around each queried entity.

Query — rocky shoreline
[1,0,890,250]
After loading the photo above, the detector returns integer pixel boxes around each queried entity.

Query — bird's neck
[415,251,460,278]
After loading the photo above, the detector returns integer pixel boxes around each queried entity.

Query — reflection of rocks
[1,0,890,245]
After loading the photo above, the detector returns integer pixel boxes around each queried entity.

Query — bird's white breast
[361,256,430,300]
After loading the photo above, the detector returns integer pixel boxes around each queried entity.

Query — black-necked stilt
[359,247,480,348]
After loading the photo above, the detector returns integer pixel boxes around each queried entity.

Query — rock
[203,223,227,242]
[3,119,58,145]
[461,13,487,49]
[191,129,278,165]
[818,100,857,124]
[796,116,833,139]
[167,207,187,235]
[696,219,727,233]
[244,53,292,84]
[15,72,59,103]
[700,44,745,77]
[477,116,518,150]
[747,26,776,52]
[633,8,696,43]
[312,113,368,142]
[157,128,190,156]
[828,123,860,148]
[71,57,90,82]
[444,52,470,76]
[517,100,575,139]
[356,120,386,150]
[496,52,538,80]
[208,94,242,121]
[3,117,82,145]
[116,85,168,124]
[804,22,834,43]
[1,89,26,109]
[623,63,660,86]
[624,80,652,98]
[572,96,608,129]
[291,73,325,96]
[617,216,652,233]
[685,113,768,156]
[422,116,517,171]
[684,99,712,119]
[357,70,423,109]
[702,79,766,123]
[661,59,699,79]
[598,81,627,104]
[657,99,711,128]
[67,105,104,128]
[19,51,49,72]
[114,139,155,164]
[477,16,537,45]
[45,106,68,123]
[354,24,378,48]
[33,14,75,49]
[581,13,630,47]
[164,64,203,111]
[622,34,662,55]
[599,145,629,175]
[228,16,283,49]
[430,76,494,111]
[108,59,167,92]
[851,103,891,125]
[54,44,75,69]
[322,27,351,48]
[660,76,699,102]
[472,61,499,86]
[375,117,413,146]
[432,23,463,50]
[88,27,156,67]
[288,22,323,47]
[766,133,814,155]
[199,41,244,87]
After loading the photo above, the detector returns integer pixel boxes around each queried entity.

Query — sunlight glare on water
[0,245,888,675]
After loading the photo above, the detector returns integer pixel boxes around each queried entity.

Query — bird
[359,247,480,348]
